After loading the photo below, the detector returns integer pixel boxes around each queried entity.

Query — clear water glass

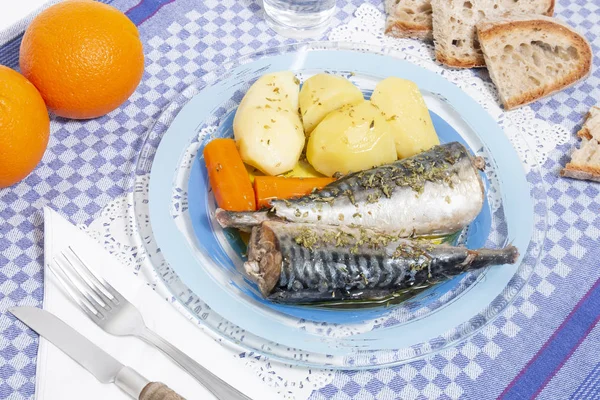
[263,0,336,39]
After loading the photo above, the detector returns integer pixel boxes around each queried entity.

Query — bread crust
[561,165,600,183]
[478,17,592,110]
[578,126,593,140]
[384,0,433,40]
[433,0,556,68]
[435,52,484,68]
[546,0,556,17]
[561,106,600,183]
[578,128,592,140]
[576,107,600,140]
[385,18,433,40]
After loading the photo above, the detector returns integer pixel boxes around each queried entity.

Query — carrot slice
[203,138,256,211]
[254,176,335,209]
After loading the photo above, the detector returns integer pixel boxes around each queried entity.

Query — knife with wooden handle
[10,306,186,400]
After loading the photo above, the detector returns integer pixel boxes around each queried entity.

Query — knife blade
[10,306,185,400]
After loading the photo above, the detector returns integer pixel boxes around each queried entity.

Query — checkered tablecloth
[1,0,599,399]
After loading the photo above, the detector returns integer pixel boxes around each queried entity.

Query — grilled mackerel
[246,221,518,304]
[217,142,485,237]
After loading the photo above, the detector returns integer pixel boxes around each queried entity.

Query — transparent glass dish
[133,42,547,369]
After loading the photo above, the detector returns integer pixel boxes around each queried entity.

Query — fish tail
[215,208,271,231]
[462,245,519,269]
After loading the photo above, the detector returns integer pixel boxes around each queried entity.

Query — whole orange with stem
[0,66,50,188]
[19,0,144,119]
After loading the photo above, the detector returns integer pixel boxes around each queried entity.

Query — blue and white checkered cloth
[1,0,599,399]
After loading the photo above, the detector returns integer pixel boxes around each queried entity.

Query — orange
[19,0,144,119]
[0,66,50,188]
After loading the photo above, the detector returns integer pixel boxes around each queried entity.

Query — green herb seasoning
[366,192,380,204]
[294,227,319,250]
[344,189,356,206]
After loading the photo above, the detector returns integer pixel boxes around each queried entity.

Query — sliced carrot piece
[254,176,335,209]
[203,138,256,211]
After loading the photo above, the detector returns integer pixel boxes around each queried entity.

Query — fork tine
[54,254,110,312]
[60,250,115,310]
[66,246,124,304]
[48,259,104,321]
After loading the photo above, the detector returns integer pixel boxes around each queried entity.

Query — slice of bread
[478,15,592,110]
[385,0,433,40]
[561,107,600,183]
[431,0,555,68]
[576,106,600,141]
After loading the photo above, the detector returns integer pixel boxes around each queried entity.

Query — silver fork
[49,246,250,400]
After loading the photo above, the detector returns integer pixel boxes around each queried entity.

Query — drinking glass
[263,0,336,39]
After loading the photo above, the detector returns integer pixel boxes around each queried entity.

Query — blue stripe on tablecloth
[0,0,116,70]
[570,362,600,399]
[0,34,22,69]
[499,277,600,400]
[125,0,175,26]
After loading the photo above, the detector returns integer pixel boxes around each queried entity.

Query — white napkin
[37,207,279,400]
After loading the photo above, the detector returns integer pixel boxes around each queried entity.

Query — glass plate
[133,42,547,369]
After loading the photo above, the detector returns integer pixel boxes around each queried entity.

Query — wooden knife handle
[139,382,186,400]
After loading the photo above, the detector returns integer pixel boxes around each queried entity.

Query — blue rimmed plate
[134,42,546,368]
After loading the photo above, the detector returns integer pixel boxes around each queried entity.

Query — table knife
[10,306,185,400]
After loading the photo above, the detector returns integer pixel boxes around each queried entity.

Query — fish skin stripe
[499,277,600,399]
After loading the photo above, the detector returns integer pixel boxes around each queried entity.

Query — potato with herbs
[234,72,304,176]
[299,73,364,135]
[306,101,397,177]
[370,77,440,159]
[283,160,323,179]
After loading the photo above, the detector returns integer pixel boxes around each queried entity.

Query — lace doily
[79,5,564,398]
[329,4,570,170]
[83,191,334,400]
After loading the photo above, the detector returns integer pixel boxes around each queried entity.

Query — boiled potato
[299,74,364,135]
[283,159,324,178]
[234,72,304,175]
[306,101,397,177]
[244,71,299,111]
[370,77,440,159]
[235,107,304,176]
